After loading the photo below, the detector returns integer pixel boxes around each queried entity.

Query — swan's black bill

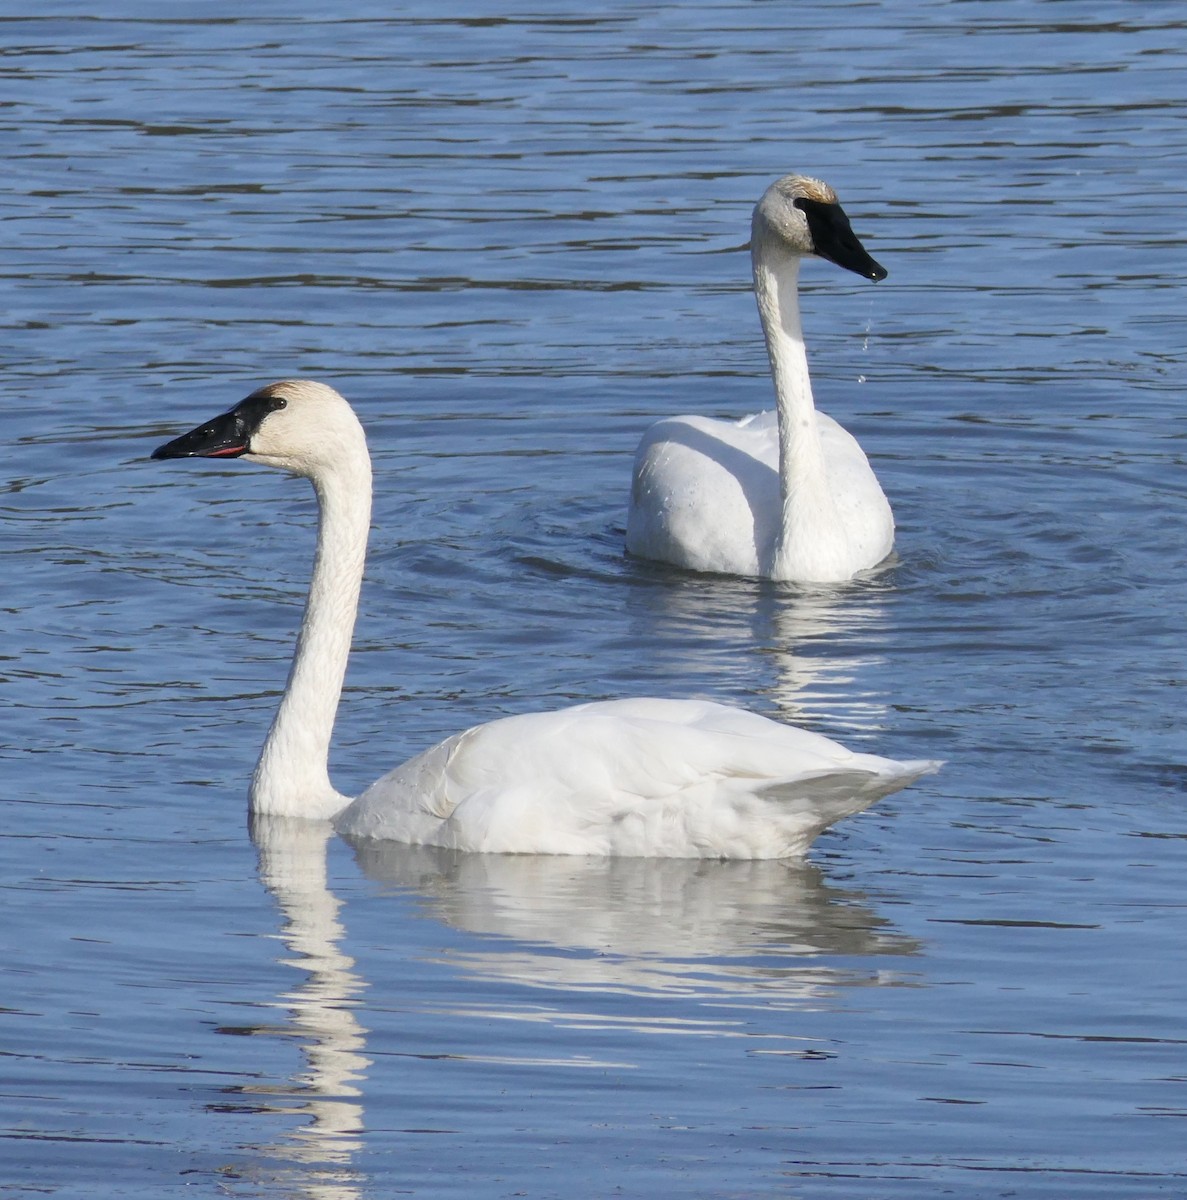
[795,197,887,282]
[152,408,250,460]
[151,390,288,461]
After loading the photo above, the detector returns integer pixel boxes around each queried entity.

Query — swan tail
[759,759,941,844]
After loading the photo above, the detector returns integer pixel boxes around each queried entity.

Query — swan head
[752,174,886,282]
[151,379,368,480]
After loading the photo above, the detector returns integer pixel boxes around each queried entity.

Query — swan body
[153,380,937,858]
[626,174,893,582]
[339,696,932,857]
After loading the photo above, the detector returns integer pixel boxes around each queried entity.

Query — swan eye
[269,396,288,412]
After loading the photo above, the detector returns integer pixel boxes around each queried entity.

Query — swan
[152,379,938,858]
[626,173,893,582]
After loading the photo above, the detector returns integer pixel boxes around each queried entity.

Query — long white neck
[753,241,849,578]
[751,240,848,580]
[250,459,372,819]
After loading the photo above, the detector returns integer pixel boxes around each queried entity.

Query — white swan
[153,380,937,858]
[626,173,893,582]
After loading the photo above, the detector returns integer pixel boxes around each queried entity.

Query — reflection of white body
[249,818,916,1148]
[351,842,919,1005]
[155,381,936,857]
[627,174,893,582]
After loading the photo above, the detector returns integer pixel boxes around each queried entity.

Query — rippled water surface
[4,3,1186,1197]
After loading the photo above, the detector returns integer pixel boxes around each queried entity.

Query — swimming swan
[153,380,937,857]
[626,174,892,583]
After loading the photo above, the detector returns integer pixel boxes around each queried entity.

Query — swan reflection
[624,568,893,733]
[236,816,370,1200]
[227,814,917,1194]
[348,839,917,1008]
[764,583,892,732]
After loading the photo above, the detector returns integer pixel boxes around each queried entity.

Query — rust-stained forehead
[774,174,838,205]
[237,380,310,409]
[249,380,300,401]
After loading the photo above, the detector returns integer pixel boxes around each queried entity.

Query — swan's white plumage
[626,173,894,583]
[155,380,937,859]
[337,697,936,857]
[629,409,891,579]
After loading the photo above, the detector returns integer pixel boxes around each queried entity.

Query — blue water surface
[2,3,1186,1197]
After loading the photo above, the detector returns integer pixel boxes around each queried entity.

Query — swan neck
[250,460,371,819]
[752,238,840,577]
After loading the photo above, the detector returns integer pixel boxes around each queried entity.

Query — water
[3,2,1186,1196]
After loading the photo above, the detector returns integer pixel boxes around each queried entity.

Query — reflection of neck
[766,591,888,734]
[251,459,372,820]
[253,816,370,1187]
[751,236,847,579]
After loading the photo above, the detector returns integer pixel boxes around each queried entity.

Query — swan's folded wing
[425,701,935,856]
[626,413,780,577]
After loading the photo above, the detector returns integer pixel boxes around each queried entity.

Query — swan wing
[626,412,780,576]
